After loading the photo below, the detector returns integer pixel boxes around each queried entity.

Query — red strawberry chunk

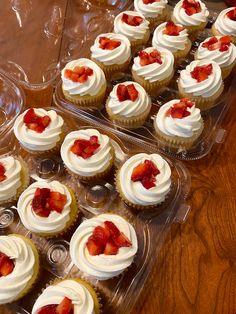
[23,108,51,133]
[190,63,213,82]
[126,84,139,101]
[104,239,119,255]
[202,36,231,52]
[121,13,143,26]
[166,98,193,119]
[56,297,73,314]
[117,84,139,102]
[104,221,121,238]
[70,136,100,159]
[182,0,201,16]
[93,226,110,245]
[37,305,57,314]
[163,21,184,36]
[86,236,104,256]
[143,0,160,3]
[139,49,162,66]
[131,159,160,189]
[113,232,132,248]
[99,36,121,50]
[0,252,14,277]
[226,8,236,21]
[0,162,6,182]
[64,66,93,83]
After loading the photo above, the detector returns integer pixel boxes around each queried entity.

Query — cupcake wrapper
[147,8,169,32]
[129,30,150,55]
[173,38,192,62]
[221,61,236,80]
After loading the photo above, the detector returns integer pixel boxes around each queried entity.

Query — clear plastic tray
[54,0,234,160]
[1,107,190,314]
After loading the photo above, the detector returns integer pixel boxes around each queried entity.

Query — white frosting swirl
[32,279,95,314]
[179,59,223,97]
[61,58,106,96]
[13,108,64,152]
[107,81,151,117]
[0,156,22,202]
[215,7,236,37]
[172,0,209,26]
[61,129,113,177]
[134,0,168,19]
[152,22,189,52]
[132,47,174,82]
[114,11,150,41]
[70,214,138,280]
[154,99,202,137]
[0,235,35,304]
[195,36,236,68]
[119,153,171,206]
[90,33,131,65]
[17,181,72,234]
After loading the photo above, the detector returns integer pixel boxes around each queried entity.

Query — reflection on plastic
[11,0,32,27]
[44,5,63,43]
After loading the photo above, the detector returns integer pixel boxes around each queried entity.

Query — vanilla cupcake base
[221,60,236,80]
[91,57,131,79]
[172,16,207,39]
[147,8,169,32]
[173,38,192,62]
[129,30,150,53]
[212,23,236,45]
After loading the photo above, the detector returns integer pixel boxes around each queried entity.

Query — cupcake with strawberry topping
[13,108,64,154]
[195,36,236,79]
[70,213,138,280]
[178,59,224,110]
[90,33,131,79]
[17,180,78,237]
[132,46,174,96]
[61,58,107,109]
[116,153,171,209]
[114,11,150,52]
[134,0,169,31]
[172,0,209,37]
[154,98,203,148]
[61,129,114,181]
[106,81,151,128]
[152,21,192,61]
[212,7,236,44]
[32,278,101,314]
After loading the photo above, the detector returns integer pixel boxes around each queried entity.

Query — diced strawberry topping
[99,36,121,50]
[182,0,201,16]
[37,305,57,314]
[166,98,193,119]
[143,0,160,3]
[226,8,236,21]
[0,162,6,182]
[70,135,100,159]
[86,220,132,256]
[163,21,184,36]
[121,13,143,26]
[32,188,67,217]
[23,108,51,133]
[37,297,73,314]
[0,252,14,277]
[190,63,213,82]
[139,49,162,66]
[202,36,232,52]
[131,159,160,190]
[64,66,93,83]
[117,84,139,102]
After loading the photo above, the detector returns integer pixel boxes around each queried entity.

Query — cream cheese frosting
[154,99,202,137]
[70,213,138,280]
[152,21,189,52]
[214,7,236,37]
[179,59,223,98]
[132,47,174,82]
[172,0,209,26]
[114,10,150,41]
[106,81,151,117]
[61,58,106,96]
[134,0,168,19]
[0,235,35,304]
[119,153,171,206]
[195,36,236,68]
[32,279,95,314]
[61,129,113,177]
[90,33,131,65]
[0,156,22,202]
[13,108,64,152]
[17,180,72,234]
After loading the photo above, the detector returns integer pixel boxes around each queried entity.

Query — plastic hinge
[173,203,191,224]
[215,128,227,144]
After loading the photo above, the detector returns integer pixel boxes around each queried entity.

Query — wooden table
[1,1,236,313]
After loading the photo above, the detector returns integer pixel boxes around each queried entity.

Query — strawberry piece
[131,159,160,189]
[226,8,236,21]
[139,50,150,66]
[202,36,231,52]
[86,236,104,256]
[163,21,184,36]
[166,98,193,119]
[220,36,232,45]
[0,162,6,182]
[56,297,73,314]
[99,36,121,50]
[93,226,110,245]
[0,252,8,270]
[121,13,143,26]
[117,84,139,102]
[104,239,119,255]
[37,305,57,314]
[104,221,121,239]
[126,84,139,101]
[182,0,201,16]
[73,66,85,75]
[64,66,93,83]
[143,0,160,3]
[70,136,100,159]
[0,252,14,277]
[139,49,162,66]
[190,63,213,82]
[23,108,51,133]
[141,176,156,189]
[113,232,132,248]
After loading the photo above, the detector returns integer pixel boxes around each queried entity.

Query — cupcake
[106,81,151,128]
[195,36,236,79]
[0,155,29,205]
[0,234,39,304]
[32,278,101,314]
[17,180,78,237]
[61,129,114,181]
[134,0,169,31]
[178,59,224,110]
[61,58,107,109]
[154,98,204,148]
[90,33,131,79]
[172,0,209,37]
[132,46,174,96]
[13,108,64,154]
[113,11,150,52]
[116,153,171,209]
[152,21,192,61]
[212,7,236,44]
[70,213,138,280]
